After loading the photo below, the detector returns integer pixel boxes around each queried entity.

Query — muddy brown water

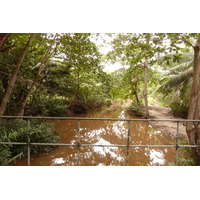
[16,104,186,166]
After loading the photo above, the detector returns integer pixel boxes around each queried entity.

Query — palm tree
[157,52,193,97]
[156,52,194,118]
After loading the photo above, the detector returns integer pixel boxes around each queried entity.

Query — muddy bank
[148,104,187,139]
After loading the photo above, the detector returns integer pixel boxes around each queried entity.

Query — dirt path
[148,103,187,139]
[110,100,187,139]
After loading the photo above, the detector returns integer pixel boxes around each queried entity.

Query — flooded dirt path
[149,103,187,139]
[16,101,187,166]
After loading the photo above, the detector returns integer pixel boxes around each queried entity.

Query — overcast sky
[91,34,126,73]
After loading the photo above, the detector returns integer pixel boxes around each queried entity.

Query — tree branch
[181,35,195,48]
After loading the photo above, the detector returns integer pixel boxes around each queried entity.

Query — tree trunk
[18,73,41,116]
[130,81,140,105]
[0,33,11,51]
[135,90,140,105]
[0,34,36,116]
[144,62,149,119]
[134,75,140,105]
[18,35,57,116]
[18,57,49,116]
[186,37,200,165]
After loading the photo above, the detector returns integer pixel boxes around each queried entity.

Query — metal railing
[1,116,200,166]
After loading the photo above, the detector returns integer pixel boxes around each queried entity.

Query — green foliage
[139,163,146,166]
[128,102,144,117]
[178,156,194,166]
[178,141,194,166]
[170,101,188,118]
[157,50,193,118]
[1,33,111,117]
[26,95,69,117]
[1,33,199,119]
[0,119,59,165]
[148,96,156,105]
[0,143,11,166]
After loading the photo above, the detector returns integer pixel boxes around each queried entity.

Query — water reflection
[93,138,124,162]
[52,157,66,165]
[149,150,165,165]
[16,107,183,166]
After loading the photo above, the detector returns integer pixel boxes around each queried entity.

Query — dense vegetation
[0,33,112,117]
[0,119,59,165]
[1,33,200,165]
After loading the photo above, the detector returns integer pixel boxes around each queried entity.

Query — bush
[178,156,194,166]
[170,101,188,118]
[177,140,194,166]
[68,95,112,114]
[26,97,69,117]
[128,102,143,117]
[0,119,59,165]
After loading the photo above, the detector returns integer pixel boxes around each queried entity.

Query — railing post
[27,119,31,166]
[175,121,179,166]
[77,120,81,166]
[126,120,131,166]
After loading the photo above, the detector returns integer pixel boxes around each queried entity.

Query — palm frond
[167,60,193,75]
[166,67,193,88]
[157,67,193,95]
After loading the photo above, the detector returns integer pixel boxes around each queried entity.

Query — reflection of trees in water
[79,147,127,166]
[129,147,176,166]
[65,119,177,166]
[128,121,176,166]
[17,108,179,166]
[130,121,175,145]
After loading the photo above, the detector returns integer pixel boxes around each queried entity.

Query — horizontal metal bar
[1,115,200,122]
[1,142,200,148]
[27,143,78,146]
[78,144,200,148]
[179,145,200,148]
[0,142,77,146]
[0,142,27,145]
[80,144,177,148]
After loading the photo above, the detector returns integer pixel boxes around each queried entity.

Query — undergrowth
[0,119,59,166]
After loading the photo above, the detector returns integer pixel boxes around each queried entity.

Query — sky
[91,34,127,73]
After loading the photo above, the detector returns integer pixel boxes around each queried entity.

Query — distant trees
[107,33,166,118]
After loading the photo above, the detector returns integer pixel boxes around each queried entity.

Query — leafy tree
[0,33,36,116]
[0,33,111,116]
[157,33,200,165]
[18,34,60,116]
[107,33,167,118]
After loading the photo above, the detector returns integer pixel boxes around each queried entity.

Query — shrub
[128,102,143,117]
[178,156,194,166]
[0,119,59,165]
[170,101,188,118]
[177,140,194,166]
[26,97,69,117]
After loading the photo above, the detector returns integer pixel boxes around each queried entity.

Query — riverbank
[113,100,187,139]
[148,103,187,139]
[113,99,187,139]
